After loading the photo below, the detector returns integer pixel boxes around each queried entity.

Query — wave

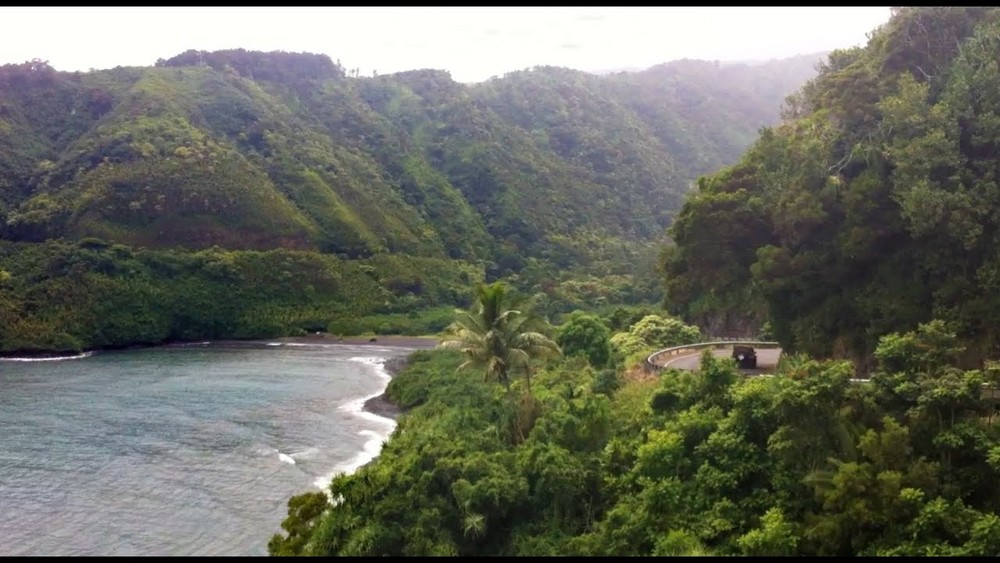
[313,356,397,493]
[280,342,373,349]
[0,351,94,362]
[289,446,319,459]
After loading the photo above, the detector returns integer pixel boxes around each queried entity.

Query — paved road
[658,347,782,372]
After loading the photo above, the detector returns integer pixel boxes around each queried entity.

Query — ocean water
[0,341,414,556]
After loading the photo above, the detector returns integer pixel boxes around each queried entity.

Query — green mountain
[0,49,822,353]
[663,7,1000,367]
[1,50,821,262]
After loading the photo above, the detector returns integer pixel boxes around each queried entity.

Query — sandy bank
[276,334,440,350]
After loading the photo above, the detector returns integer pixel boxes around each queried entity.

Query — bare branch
[913,64,934,81]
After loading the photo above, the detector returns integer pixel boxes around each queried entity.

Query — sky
[2,7,892,83]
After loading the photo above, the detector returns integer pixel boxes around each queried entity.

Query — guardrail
[645,342,1000,403]
[646,340,781,372]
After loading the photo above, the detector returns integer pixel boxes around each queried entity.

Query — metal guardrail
[645,344,1000,402]
[646,340,781,371]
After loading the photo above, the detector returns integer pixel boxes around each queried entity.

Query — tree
[267,491,330,556]
[557,310,612,367]
[441,281,561,392]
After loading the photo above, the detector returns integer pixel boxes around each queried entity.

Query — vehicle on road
[732,345,757,369]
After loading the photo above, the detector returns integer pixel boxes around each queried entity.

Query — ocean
[0,341,414,556]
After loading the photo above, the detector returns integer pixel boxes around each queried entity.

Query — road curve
[657,347,782,372]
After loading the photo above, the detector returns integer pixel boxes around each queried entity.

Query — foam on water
[288,447,319,459]
[0,351,94,362]
[0,343,413,556]
[312,356,396,492]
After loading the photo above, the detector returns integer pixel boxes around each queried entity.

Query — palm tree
[440,281,561,392]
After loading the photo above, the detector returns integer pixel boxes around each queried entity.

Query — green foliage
[327,307,456,337]
[268,491,329,556]
[0,240,478,354]
[0,51,818,314]
[0,50,821,353]
[663,7,1000,365]
[609,314,702,367]
[736,508,799,556]
[272,320,1000,556]
[557,310,612,368]
[873,319,964,375]
[440,281,561,392]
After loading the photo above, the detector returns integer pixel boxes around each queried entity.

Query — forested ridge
[0,48,820,353]
[664,6,1000,370]
[268,7,1000,557]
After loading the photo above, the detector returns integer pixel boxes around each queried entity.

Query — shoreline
[0,334,437,421]
[269,335,438,423]
[320,340,437,489]
[360,356,413,421]
[276,334,440,350]
[0,333,440,360]
[276,334,438,424]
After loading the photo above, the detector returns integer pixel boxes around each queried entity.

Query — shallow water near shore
[0,341,417,556]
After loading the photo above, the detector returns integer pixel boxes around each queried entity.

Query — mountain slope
[0,49,823,353]
[0,50,823,273]
[663,7,1000,366]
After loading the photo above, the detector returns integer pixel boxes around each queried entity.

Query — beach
[275,334,442,349]
[360,355,411,420]
[276,334,440,421]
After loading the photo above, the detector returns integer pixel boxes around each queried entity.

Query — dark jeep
[732,345,757,369]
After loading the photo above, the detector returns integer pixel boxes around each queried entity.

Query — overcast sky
[2,7,892,83]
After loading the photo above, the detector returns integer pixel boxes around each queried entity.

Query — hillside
[0,51,821,262]
[662,7,1000,367]
[0,49,822,352]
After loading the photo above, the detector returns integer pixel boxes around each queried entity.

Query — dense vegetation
[265,7,1000,557]
[0,50,820,353]
[663,7,1000,370]
[0,239,480,354]
[270,317,1000,556]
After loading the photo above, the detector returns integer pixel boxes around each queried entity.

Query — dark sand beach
[276,334,441,349]
[275,334,440,421]
[360,356,411,420]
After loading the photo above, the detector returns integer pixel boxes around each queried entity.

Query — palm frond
[445,281,560,393]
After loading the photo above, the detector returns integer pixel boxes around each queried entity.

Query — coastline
[0,333,441,360]
[1,332,435,464]
[280,334,439,422]
[361,356,412,421]
[276,334,440,349]
[315,336,439,490]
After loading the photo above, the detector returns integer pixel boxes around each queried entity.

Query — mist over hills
[0,49,823,268]
[588,50,829,75]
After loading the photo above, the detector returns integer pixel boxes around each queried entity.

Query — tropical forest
[5,5,1000,558]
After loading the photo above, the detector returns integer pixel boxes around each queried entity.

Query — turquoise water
[0,341,413,556]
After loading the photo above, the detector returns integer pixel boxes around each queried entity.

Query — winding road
[648,344,1000,401]
[654,346,783,373]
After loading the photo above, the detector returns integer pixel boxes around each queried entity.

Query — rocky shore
[362,356,413,421]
